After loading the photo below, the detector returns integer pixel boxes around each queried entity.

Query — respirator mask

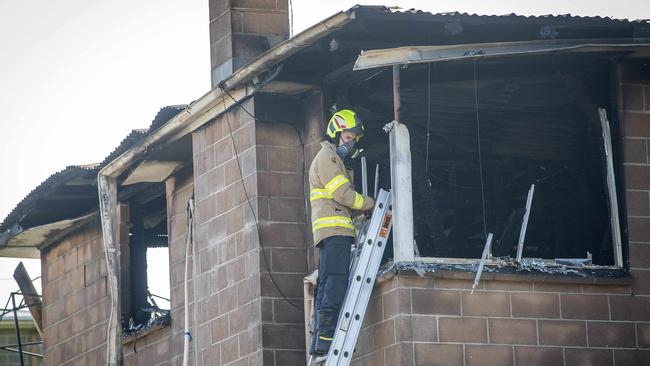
[336,139,356,158]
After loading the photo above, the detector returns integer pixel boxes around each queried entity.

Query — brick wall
[347,60,650,366]
[41,220,108,366]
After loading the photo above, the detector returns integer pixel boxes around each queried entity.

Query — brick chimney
[209,0,290,88]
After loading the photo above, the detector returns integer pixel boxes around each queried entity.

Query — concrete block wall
[191,100,265,365]
[209,0,289,86]
[301,92,326,269]
[123,325,172,366]
[40,170,193,366]
[254,91,327,364]
[41,220,109,366]
[188,92,324,365]
[256,120,308,365]
[621,62,650,286]
[352,275,650,366]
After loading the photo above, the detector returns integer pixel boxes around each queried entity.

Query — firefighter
[309,109,375,357]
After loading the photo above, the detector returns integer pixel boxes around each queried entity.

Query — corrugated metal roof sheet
[148,105,187,133]
[1,105,186,233]
[0,166,94,232]
[382,7,649,23]
[95,129,150,170]
[0,130,148,232]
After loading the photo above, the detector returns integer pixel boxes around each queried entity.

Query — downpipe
[182,199,195,366]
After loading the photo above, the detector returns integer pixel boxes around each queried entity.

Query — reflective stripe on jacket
[309,141,374,245]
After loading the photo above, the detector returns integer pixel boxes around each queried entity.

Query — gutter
[219,9,356,91]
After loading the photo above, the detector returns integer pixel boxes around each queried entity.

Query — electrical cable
[286,124,313,280]
[473,61,488,239]
[427,172,483,190]
[218,85,304,311]
[425,63,431,184]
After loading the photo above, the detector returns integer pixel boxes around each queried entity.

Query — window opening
[343,56,621,268]
[122,190,170,334]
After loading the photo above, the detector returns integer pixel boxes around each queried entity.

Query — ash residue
[379,258,628,279]
[122,311,171,338]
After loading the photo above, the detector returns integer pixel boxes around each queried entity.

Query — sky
[0,0,649,312]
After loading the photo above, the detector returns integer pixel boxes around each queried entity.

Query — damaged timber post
[374,163,379,199]
[392,65,401,121]
[516,184,535,263]
[386,63,415,263]
[13,262,43,337]
[472,233,493,294]
[361,156,368,196]
[98,174,122,366]
[599,108,624,267]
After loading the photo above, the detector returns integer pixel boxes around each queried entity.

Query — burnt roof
[274,6,650,89]
[0,130,147,232]
[1,105,186,233]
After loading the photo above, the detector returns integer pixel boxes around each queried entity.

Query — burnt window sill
[379,261,631,286]
[122,313,172,345]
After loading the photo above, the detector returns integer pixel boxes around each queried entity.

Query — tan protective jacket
[309,141,374,246]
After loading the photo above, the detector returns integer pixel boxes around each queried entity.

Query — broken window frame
[355,41,643,270]
[117,184,172,335]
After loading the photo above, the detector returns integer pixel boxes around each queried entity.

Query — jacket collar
[321,140,337,153]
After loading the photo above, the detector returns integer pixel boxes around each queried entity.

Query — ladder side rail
[337,208,392,364]
[327,189,392,366]
[329,248,379,364]
[333,190,390,335]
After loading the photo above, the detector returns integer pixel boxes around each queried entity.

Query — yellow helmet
[326,109,364,141]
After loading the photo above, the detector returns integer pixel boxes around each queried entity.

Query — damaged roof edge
[219,9,356,91]
[0,212,97,258]
[99,8,357,180]
[353,38,650,70]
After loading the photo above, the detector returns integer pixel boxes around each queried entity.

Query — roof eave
[0,212,97,258]
[354,38,650,70]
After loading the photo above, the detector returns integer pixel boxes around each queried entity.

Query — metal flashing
[0,212,97,258]
[121,160,182,185]
[353,38,650,70]
[219,9,356,91]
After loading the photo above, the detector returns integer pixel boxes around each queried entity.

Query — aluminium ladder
[324,188,393,366]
